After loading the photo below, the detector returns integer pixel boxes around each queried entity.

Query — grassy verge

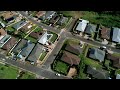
[112,53,120,57]
[39,52,47,61]
[33,27,43,32]
[0,63,19,79]
[19,72,36,79]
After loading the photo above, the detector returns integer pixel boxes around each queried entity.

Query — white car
[55,73,61,76]
[102,46,107,49]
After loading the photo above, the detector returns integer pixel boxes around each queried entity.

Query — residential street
[1,11,119,79]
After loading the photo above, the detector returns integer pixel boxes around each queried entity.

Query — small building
[19,41,35,59]
[65,43,83,55]
[107,53,120,69]
[86,66,109,79]
[88,48,105,62]
[75,19,89,32]
[0,28,7,41]
[41,11,56,20]
[57,16,68,26]
[112,27,120,43]
[13,20,28,31]
[61,51,80,66]
[35,11,46,18]
[84,24,97,36]
[2,37,17,51]
[27,43,44,63]
[99,26,111,40]
[12,39,28,54]
[0,35,11,48]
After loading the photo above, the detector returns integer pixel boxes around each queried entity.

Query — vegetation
[113,53,120,57]
[0,63,18,79]
[39,52,47,61]
[34,27,43,32]
[25,36,37,43]
[49,32,58,43]
[53,60,69,75]
[19,72,36,79]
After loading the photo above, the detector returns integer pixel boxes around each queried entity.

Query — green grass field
[39,52,47,61]
[19,72,36,79]
[49,32,58,43]
[54,61,69,75]
[34,27,43,32]
[0,63,19,79]
[25,36,37,43]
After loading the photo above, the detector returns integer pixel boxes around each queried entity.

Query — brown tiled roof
[100,27,111,40]
[107,54,120,68]
[61,51,80,66]
[2,37,17,51]
[2,11,16,20]
[65,43,83,55]
[35,11,46,18]
[29,31,43,39]
[19,22,31,33]
[0,28,7,37]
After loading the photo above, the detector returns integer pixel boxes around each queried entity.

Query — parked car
[55,73,61,76]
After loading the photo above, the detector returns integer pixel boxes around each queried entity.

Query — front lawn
[34,27,43,32]
[6,26,16,32]
[39,52,47,61]
[0,63,19,79]
[48,32,58,43]
[25,36,37,43]
[19,72,36,79]
[112,53,120,57]
[54,60,69,75]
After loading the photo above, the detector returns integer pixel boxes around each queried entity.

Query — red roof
[2,37,17,51]
[61,51,80,66]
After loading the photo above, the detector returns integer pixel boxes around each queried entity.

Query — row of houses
[33,11,69,26]
[74,19,120,43]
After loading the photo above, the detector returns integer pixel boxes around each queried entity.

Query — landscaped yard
[54,60,69,75]
[0,63,19,79]
[112,53,120,57]
[49,32,58,43]
[34,27,43,32]
[25,36,37,43]
[6,26,16,32]
[84,57,102,69]
[39,52,47,61]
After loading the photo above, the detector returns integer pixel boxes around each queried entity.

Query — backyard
[53,60,69,75]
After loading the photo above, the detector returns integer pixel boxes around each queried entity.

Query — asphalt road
[1,11,119,79]
[0,54,70,79]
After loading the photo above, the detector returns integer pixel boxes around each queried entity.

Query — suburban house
[13,20,28,31]
[84,24,97,36]
[0,34,11,48]
[1,11,16,22]
[107,53,120,68]
[116,74,120,79]
[12,39,28,54]
[18,41,35,59]
[38,31,52,45]
[86,66,109,79]
[112,27,120,43]
[75,19,89,32]
[2,37,17,51]
[61,51,80,66]
[57,16,68,26]
[27,43,45,64]
[35,11,46,19]
[99,26,111,40]
[0,28,7,41]
[29,30,44,39]
[19,22,32,33]
[49,14,60,25]
[88,48,105,62]
[65,43,83,55]
[41,11,56,20]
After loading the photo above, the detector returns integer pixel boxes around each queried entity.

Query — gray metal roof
[38,32,48,45]
[85,24,97,34]
[13,20,27,30]
[43,11,56,20]
[89,48,105,62]
[57,16,68,25]
[112,27,120,43]
[12,39,28,54]
[20,41,35,58]
[27,43,44,62]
